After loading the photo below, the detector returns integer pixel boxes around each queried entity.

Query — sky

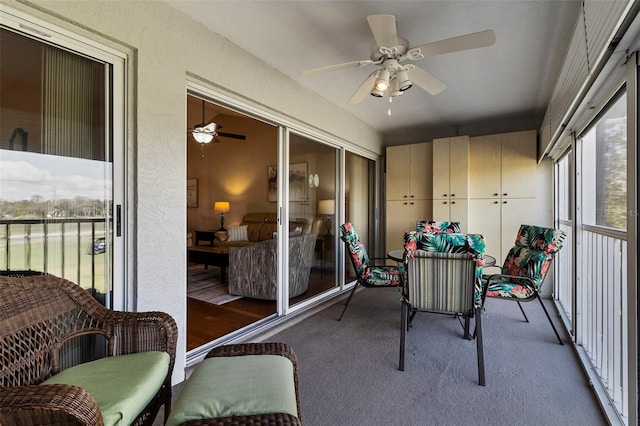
[0,149,112,202]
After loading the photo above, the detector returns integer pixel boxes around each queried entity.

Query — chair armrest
[0,384,104,426]
[484,273,537,293]
[103,311,178,371]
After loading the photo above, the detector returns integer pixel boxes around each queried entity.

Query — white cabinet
[468,130,538,260]
[386,143,432,251]
[432,136,469,231]
[468,198,538,261]
[385,199,433,251]
[469,130,537,199]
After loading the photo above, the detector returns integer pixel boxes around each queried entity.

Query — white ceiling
[166,1,582,143]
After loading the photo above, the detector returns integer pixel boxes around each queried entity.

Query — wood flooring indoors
[187,265,335,350]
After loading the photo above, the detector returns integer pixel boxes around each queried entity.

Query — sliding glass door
[0,11,126,308]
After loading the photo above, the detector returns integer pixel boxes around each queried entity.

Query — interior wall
[6,0,383,385]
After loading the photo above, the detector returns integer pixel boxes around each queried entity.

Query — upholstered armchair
[483,224,567,344]
[228,233,316,300]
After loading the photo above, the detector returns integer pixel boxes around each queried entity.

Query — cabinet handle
[410,195,414,198]
[443,201,447,205]
[503,193,508,196]
[493,193,499,197]
[403,195,408,198]
[403,202,408,205]
[410,202,414,205]
[503,201,508,204]
[451,194,455,197]
[493,201,499,204]
[451,201,456,204]
[443,194,448,197]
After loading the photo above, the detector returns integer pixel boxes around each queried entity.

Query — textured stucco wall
[5,0,383,384]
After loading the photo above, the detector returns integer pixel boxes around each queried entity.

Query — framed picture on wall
[267,163,308,202]
[187,178,198,208]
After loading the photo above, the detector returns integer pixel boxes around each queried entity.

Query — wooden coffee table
[188,246,229,282]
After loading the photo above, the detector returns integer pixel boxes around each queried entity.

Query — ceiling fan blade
[348,72,379,105]
[300,60,373,77]
[367,14,398,48]
[411,30,496,58]
[408,67,447,95]
[217,131,246,140]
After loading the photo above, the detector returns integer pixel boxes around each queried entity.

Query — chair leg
[475,307,486,386]
[517,301,530,323]
[399,300,407,371]
[537,295,564,345]
[338,282,359,321]
[463,315,471,340]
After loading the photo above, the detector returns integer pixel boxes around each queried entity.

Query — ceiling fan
[300,14,496,105]
[190,99,247,144]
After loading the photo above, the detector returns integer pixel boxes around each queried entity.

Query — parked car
[87,237,106,255]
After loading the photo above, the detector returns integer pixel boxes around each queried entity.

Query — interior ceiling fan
[190,99,247,144]
[300,14,496,105]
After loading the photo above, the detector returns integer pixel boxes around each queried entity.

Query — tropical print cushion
[341,222,403,287]
[403,231,486,307]
[416,220,461,233]
[486,224,566,300]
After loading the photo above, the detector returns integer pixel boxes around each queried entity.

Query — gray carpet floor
[156,288,607,425]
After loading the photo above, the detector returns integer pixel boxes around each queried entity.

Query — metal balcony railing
[0,218,110,298]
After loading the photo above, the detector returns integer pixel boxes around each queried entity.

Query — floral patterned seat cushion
[403,231,486,307]
[341,222,404,287]
[485,224,566,299]
[415,220,461,233]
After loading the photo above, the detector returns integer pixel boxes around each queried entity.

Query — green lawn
[2,223,109,293]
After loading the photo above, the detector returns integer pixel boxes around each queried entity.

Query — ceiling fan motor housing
[370,36,410,61]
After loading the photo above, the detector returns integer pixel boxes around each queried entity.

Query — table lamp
[317,199,335,237]
[214,201,230,231]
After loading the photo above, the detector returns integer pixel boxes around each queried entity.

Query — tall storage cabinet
[385,143,432,251]
[432,136,469,231]
[467,130,538,260]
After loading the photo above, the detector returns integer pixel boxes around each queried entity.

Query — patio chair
[400,231,488,385]
[339,222,404,321]
[416,220,461,233]
[483,224,567,344]
[0,271,178,426]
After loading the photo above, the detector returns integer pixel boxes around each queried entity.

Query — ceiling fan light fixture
[370,87,385,97]
[396,70,412,91]
[192,130,214,144]
[374,69,391,91]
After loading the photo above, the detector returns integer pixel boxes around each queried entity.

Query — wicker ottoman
[166,343,301,426]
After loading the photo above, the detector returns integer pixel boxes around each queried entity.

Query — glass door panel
[344,152,375,283]
[288,133,337,305]
[0,27,114,307]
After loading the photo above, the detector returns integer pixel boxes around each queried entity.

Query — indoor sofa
[213,212,309,248]
[228,233,316,300]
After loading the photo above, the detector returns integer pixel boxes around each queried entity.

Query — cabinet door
[432,198,450,222]
[409,142,432,200]
[449,198,469,232]
[449,136,469,198]
[468,199,501,260]
[469,134,501,198]
[432,138,450,198]
[501,130,537,198]
[386,145,411,200]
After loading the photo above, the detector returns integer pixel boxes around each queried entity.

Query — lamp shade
[192,130,214,143]
[214,201,230,213]
[318,199,335,215]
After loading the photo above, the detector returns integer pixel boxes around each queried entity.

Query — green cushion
[41,351,169,426]
[166,355,298,426]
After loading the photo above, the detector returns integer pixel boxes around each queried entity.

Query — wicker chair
[0,272,178,426]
